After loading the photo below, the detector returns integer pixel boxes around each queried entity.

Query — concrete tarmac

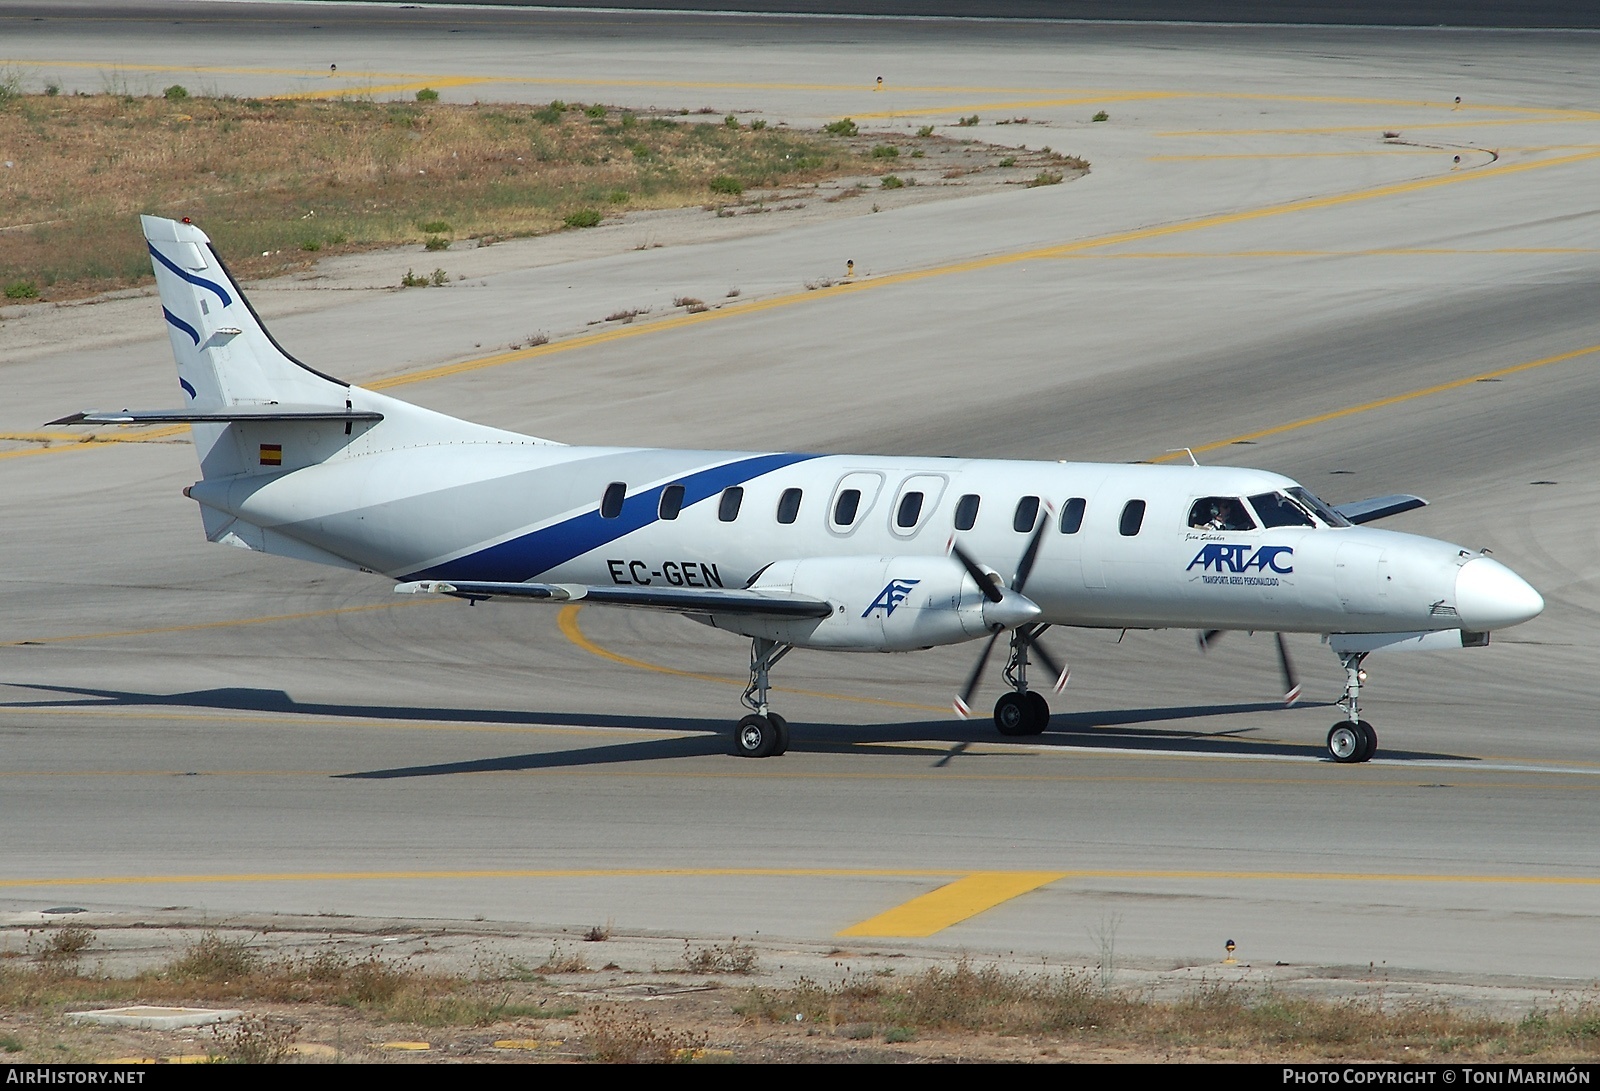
[2,4,1599,991]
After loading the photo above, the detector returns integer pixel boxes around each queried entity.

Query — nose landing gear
[994,628,1053,736]
[1328,651,1377,763]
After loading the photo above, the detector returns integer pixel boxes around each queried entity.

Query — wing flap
[395,580,834,619]
[1331,494,1428,525]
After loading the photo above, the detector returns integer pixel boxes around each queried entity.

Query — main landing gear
[734,638,792,758]
[1327,651,1378,763]
[993,627,1051,737]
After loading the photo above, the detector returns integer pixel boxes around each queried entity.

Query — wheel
[1023,691,1050,736]
[1327,722,1363,763]
[994,692,1030,736]
[735,714,779,758]
[1355,720,1377,763]
[768,713,790,756]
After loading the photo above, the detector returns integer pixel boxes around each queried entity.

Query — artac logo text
[1187,544,1294,575]
[863,578,921,618]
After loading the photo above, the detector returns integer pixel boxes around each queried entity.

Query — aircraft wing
[394,579,834,618]
[1331,494,1428,525]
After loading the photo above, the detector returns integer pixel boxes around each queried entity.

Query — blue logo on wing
[863,578,921,618]
[1186,544,1294,574]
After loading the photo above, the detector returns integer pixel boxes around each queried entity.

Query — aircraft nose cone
[984,589,1042,631]
[1454,557,1544,631]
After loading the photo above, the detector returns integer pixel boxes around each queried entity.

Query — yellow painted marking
[494,1039,562,1050]
[1066,248,1595,258]
[380,1041,430,1051]
[280,76,488,101]
[838,871,1067,936]
[1150,150,1468,161]
[1151,340,1600,462]
[4,866,1597,891]
[29,61,1590,110]
[0,598,438,648]
[371,146,1600,392]
[557,605,945,712]
[848,91,1179,121]
[1160,116,1600,136]
[0,424,187,461]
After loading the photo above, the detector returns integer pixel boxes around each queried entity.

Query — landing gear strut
[734,638,792,758]
[1327,651,1377,763]
[994,627,1050,737]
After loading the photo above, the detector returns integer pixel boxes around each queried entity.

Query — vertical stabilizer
[143,214,351,478]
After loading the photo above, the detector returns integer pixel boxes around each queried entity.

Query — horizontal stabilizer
[1331,493,1427,525]
[47,405,384,426]
[395,580,834,619]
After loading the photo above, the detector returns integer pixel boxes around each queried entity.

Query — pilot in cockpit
[1190,497,1252,532]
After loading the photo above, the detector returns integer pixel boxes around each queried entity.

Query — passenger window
[600,481,626,520]
[1059,497,1086,534]
[658,484,685,521]
[718,486,743,522]
[1188,496,1257,531]
[896,491,924,529]
[1013,495,1040,533]
[1119,499,1146,536]
[776,487,802,525]
[833,488,862,527]
[1248,492,1314,529]
[953,493,980,531]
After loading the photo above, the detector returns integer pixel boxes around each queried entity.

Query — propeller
[950,515,1070,718]
[1198,629,1301,705]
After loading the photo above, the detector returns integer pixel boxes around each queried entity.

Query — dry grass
[0,930,559,1028]
[738,959,1600,1061]
[0,92,856,300]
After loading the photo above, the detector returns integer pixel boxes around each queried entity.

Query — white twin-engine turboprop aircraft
[52,216,1546,762]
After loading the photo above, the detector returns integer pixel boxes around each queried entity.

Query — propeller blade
[950,541,1005,604]
[1011,514,1051,594]
[1198,629,1223,652]
[954,630,1001,717]
[1276,633,1302,705]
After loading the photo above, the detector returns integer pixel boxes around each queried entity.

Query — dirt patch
[0,90,1085,306]
[2,915,1596,1064]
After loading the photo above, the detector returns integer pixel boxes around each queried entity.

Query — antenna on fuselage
[1167,448,1200,467]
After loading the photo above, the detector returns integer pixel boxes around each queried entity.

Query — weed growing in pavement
[682,938,758,975]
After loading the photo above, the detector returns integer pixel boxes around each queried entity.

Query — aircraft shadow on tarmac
[3,682,1474,775]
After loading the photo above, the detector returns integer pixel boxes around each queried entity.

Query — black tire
[735,714,778,758]
[1355,720,1377,763]
[994,692,1030,736]
[1327,722,1363,763]
[768,713,790,756]
[1023,691,1050,735]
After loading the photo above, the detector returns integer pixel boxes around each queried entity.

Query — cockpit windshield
[1246,488,1352,529]
[1248,491,1315,528]
[1287,486,1351,527]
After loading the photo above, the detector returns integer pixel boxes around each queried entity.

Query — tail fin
[144,214,357,481]
[139,215,543,485]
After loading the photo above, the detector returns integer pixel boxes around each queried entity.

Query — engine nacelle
[703,555,1036,651]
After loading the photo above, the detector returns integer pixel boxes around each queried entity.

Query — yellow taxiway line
[3,867,1596,939]
[838,872,1068,936]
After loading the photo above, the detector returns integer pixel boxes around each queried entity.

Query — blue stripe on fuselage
[404,451,817,583]
[149,244,234,307]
